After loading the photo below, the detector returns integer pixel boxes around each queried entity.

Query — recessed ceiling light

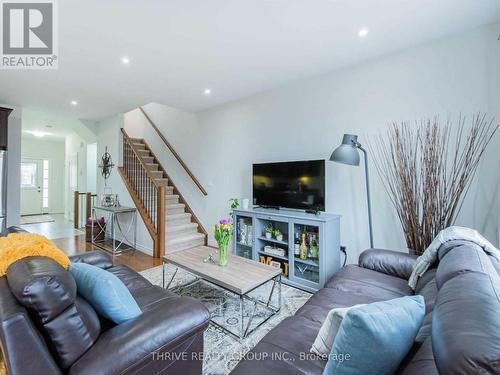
[121,57,130,64]
[204,88,211,95]
[358,28,369,37]
[31,131,46,138]
[71,100,78,106]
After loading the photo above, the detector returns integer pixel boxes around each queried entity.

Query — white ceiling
[1,0,499,125]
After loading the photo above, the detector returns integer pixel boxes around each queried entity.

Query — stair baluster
[119,129,166,257]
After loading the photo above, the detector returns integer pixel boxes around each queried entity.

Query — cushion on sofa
[295,288,380,325]
[400,338,439,375]
[323,295,425,375]
[0,233,70,276]
[70,263,142,324]
[311,304,366,357]
[325,265,413,299]
[431,271,500,374]
[6,257,100,369]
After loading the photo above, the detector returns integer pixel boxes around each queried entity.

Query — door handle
[37,187,41,193]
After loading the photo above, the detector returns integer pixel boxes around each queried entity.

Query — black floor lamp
[330,134,374,248]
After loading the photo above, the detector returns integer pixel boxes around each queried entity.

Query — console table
[91,205,137,261]
[233,208,341,292]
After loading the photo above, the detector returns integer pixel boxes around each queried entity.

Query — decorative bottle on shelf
[310,234,319,259]
[299,233,308,260]
[294,232,300,256]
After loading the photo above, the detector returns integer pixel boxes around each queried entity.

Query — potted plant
[273,228,283,242]
[229,198,240,219]
[213,219,234,266]
[264,225,273,239]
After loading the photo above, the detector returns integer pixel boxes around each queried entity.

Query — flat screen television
[253,160,325,211]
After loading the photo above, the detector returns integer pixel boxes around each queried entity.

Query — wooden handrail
[139,106,208,196]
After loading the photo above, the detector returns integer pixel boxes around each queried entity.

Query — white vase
[265,232,272,239]
[241,198,249,209]
[276,234,283,242]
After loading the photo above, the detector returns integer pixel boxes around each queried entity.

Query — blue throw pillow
[69,263,142,324]
[323,295,425,375]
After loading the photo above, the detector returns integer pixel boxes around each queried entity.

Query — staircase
[118,129,207,258]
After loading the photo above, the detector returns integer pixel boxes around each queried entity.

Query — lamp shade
[329,134,360,166]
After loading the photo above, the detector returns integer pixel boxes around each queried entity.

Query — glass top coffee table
[162,246,282,339]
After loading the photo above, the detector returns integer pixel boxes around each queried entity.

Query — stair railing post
[85,192,92,223]
[73,191,80,229]
[157,186,166,258]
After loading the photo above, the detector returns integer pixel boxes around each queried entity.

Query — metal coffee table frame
[162,261,282,340]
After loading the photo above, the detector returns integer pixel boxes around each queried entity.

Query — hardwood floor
[52,235,162,272]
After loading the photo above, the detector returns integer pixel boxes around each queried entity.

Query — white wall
[21,137,65,213]
[95,115,154,254]
[86,143,97,194]
[64,133,88,219]
[2,105,21,227]
[124,23,500,263]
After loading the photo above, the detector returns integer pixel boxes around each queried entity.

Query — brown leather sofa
[232,241,500,374]
[0,227,210,375]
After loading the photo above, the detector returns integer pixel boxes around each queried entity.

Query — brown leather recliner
[0,227,210,375]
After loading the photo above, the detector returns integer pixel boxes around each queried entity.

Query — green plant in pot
[264,225,273,239]
[273,228,283,242]
[228,198,240,219]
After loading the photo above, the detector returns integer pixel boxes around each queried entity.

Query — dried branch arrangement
[370,113,498,255]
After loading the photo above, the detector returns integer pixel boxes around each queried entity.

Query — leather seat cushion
[233,316,326,375]
[325,265,414,299]
[295,287,381,324]
[130,285,179,312]
[105,265,178,312]
[400,339,438,375]
[106,265,153,293]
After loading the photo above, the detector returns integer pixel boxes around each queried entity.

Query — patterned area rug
[140,265,311,374]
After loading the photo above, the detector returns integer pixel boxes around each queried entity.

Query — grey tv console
[232,208,341,293]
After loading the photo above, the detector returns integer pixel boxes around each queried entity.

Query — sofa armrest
[69,296,210,375]
[69,251,113,269]
[359,249,418,280]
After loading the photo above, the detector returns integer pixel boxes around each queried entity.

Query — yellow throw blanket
[0,233,70,276]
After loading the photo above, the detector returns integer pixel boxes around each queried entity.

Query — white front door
[21,159,44,215]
